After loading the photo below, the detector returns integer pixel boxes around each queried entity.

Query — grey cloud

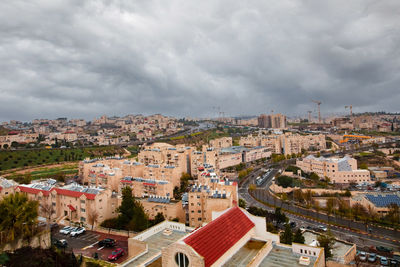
[0,0,399,121]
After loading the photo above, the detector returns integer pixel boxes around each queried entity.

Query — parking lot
[52,227,129,264]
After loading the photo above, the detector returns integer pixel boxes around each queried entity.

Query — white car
[359,251,367,261]
[318,225,328,232]
[70,227,86,237]
[59,226,73,234]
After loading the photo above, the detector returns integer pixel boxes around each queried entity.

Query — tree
[317,231,335,259]
[276,176,293,188]
[239,199,247,209]
[40,202,55,223]
[274,207,288,225]
[117,187,136,228]
[309,172,319,181]
[280,224,293,245]
[153,212,165,225]
[88,210,99,231]
[386,203,400,225]
[0,192,38,242]
[293,229,305,244]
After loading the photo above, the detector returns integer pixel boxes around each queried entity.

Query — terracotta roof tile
[54,188,96,200]
[183,206,254,267]
[17,186,51,196]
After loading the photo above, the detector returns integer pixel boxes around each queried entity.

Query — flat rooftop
[223,239,266,267]
[303,231,353,262]
[259,245,317,267]
[126,230,188,266]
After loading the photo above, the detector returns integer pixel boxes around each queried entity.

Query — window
[81,200,85,204]
[81,208,86,212]
[80,217,86,222]
[52,202,56,207]
[175,252,189,267]
[300,249,303,253]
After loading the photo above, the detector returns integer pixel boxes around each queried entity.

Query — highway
[238,162,400,251]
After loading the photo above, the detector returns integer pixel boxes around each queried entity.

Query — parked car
[54,239,68,248]
[59,226,73,234]
[359,251,367,261]
[368,253,377,263]
[318,225,327,232]
[377,246,393,253]
[70,227,86,237]
[389,258,398,266]
[289,222,296,228]
[381,256,389,266]
[99,238,116,248]
[108,248,125,261]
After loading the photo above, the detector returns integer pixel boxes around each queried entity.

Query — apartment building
[139,197,185,222]
[209,137,232,149]
[187,174,238,228]
[296,155,371,184]
[120,177,173,198]
[258,113,287,129]
[16,181,118,226]
[282,133,326,155]
[0,177,17,200]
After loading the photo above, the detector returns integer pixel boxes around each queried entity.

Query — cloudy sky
[1,0,399,121]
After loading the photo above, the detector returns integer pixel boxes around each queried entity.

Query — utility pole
[312,100,322,123]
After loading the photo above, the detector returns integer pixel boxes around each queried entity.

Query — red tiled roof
[17,186,51,196]
[183,206,254,267]
[54,188,96,200]
[67,204,76,211]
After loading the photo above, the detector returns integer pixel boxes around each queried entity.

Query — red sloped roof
[17,186,51,196]
[54,188,96,200]
[183,206,254,267]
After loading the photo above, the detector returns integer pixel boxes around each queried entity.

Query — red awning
[67,204,76,212]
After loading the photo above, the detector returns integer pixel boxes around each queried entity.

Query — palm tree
[0,193,38,242]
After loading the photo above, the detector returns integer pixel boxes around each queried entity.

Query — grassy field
[0,146,125,173]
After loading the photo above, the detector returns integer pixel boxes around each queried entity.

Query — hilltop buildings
[296,155,371,184]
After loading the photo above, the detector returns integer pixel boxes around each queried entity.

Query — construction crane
[345,105,353,116]
[312,100,322,123]
[307,111,312,123]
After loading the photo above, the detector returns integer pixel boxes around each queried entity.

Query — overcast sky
[1,0,399,121]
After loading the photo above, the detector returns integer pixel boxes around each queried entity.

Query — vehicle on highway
[59,226,73,234]
[317,225,327,232]
[359,251,367,261]
[380,256,389,266]
[368,253,377,263]
[289,222,296,228]
[99,238,116,247]
[70,227,86,237]
[377,246,393,253]
[108,248,125,261]
[54,239,68,248]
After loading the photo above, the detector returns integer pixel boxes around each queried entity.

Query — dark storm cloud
[1,0,399,121]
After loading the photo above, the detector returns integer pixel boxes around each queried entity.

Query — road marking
[97,246,105,251]
[82,241,99,250]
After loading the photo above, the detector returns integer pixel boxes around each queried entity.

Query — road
[238,162,400,251]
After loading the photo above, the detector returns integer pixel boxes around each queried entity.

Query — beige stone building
[296,155,371,184]
[0,177,17,200]
[120,177,174,198]
[209,137,232,149]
